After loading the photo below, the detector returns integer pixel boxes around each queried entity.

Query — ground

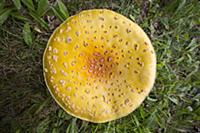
[0,0,200,133]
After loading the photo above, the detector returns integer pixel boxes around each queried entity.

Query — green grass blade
[29,11,49,30]
[132,114,140,127]
[0,8,13,25]
[129,14,135,22]
[36,117,50,133]
[21,0,35,11]
[10,12,28,21]
[144,109,157,127]
[66,125,71,133]
[0,1,5,11]
[37,0,48,17]
[175,0,186,13]
[12,0,21,10]
[23,22,33,46]
[71,118,77,133]
[51,6,65,21]
[34,98,50,115]
[168,96,178,105]
[66,118,77,133]
[164,0,180,14]
[57,0,69,19]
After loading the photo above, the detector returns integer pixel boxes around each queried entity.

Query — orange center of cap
[86,51,114,78]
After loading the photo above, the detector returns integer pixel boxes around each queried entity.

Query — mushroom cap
[43,9,156,123]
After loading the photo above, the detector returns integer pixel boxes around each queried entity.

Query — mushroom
[43,9,156,123]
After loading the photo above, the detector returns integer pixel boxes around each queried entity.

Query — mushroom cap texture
[43,9,156,123]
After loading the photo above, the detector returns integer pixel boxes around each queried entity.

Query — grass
[0,0,200,132]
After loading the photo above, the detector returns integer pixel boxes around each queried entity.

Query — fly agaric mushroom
[43,9,156,123]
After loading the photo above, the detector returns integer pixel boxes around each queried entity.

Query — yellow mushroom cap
[43,9,156,123]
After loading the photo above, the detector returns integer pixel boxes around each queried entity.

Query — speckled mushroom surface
[43,9,156,123]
